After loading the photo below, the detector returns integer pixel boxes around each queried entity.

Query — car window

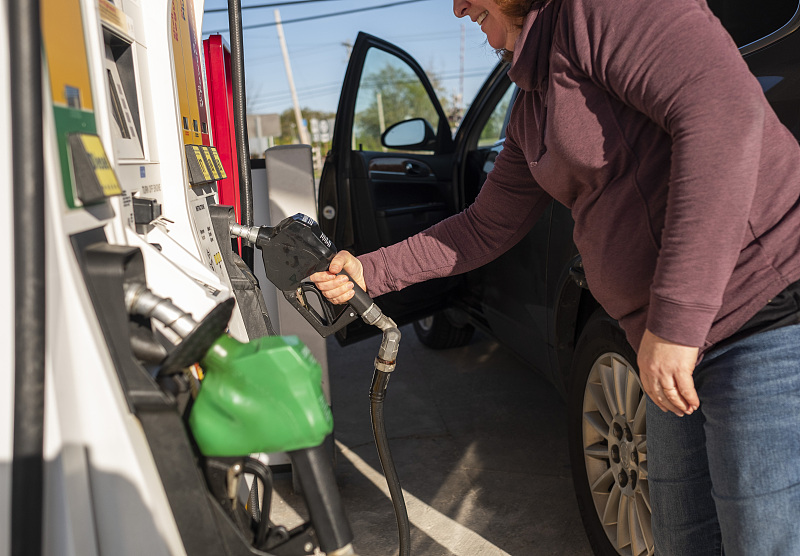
[707,0,799,47]
[353,48,440,153]
[477,84,515,147]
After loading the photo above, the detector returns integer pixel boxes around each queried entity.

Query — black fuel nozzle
[229,214,368,337]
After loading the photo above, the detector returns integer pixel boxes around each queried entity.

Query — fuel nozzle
[125,283,352,554]
[229,214,338,290]
[229,214,362,337]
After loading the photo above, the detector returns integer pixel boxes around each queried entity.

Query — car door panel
[452,72,555,377]
[470,201,552,376]
[319,32,460,342]
[349,151,454,251]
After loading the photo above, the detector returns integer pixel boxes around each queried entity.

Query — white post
[275,9,310,145]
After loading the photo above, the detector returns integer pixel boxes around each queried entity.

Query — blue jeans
[647,323,800,556]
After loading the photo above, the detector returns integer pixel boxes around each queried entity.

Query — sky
[200,0,503,117]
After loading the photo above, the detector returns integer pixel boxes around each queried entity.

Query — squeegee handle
[341,272,374,316]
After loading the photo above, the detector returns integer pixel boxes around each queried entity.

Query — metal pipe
[227,0,255,270]
[229,222,261,244]
[10,0,46,553]
[123,284,198,339]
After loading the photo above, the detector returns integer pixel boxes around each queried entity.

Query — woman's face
[453,0,521,51]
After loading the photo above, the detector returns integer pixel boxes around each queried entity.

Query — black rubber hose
[370,370,410,556]
[9,1,46,555]
[247,474,261,522]
[242,457,274,548]
[227,0,255,270]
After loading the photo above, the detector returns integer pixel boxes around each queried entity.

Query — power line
[205,0,432,33]
[205,0,346,14]
[247,68,493,111]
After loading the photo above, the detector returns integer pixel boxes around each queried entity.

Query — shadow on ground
[273,324,594,556]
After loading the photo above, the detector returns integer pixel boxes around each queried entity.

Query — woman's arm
[311,127,552,301]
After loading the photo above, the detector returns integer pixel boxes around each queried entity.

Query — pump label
[200,147,221,180]
[209,147,227,179]
[83,137,123,196]
[192,146,211,181]
[68,133,123,204]
[80,135,121,194]
[185,145,214,185]
[98,0,128,37]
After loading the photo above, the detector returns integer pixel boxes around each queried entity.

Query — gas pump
[81,0,276,345]
[0,0,363,554]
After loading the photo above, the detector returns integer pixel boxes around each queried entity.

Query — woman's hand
[638,329,700,416]
[309,251,367,305]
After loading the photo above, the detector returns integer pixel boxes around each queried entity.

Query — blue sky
[201,0,502,116]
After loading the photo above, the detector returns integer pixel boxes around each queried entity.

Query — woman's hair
[496,0,539,21]
[494,0,544,61]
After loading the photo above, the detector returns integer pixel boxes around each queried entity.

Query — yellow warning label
[209,147,228,179]
[79,135,122,196]
[213,252,222,265]
[201,147,221,180]
[192,145,212,181]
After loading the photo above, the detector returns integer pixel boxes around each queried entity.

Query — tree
[277,107,335,145]
[353,57,451,152]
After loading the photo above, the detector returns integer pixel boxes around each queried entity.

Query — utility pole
[377,91,386,152]
[459,23,465,113]
[275,9,310,145]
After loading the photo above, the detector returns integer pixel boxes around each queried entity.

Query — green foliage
[352,51,450,152]
[276,107,335,146]
[477,86,514,147]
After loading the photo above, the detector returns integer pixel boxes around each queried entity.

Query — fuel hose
[227,0,255,270]
[370,370,410,556]
[348,285,410,556]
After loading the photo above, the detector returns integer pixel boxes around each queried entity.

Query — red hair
[493,0,544,60]
[496,0,540,21]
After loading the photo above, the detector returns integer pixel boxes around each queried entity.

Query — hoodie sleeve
[567,0,767,346]
[359,125,552,297]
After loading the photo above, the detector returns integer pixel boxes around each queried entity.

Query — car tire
[567,310,653,556]
[412,311,475,349]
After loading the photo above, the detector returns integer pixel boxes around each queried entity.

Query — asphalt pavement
[271,324,594,556]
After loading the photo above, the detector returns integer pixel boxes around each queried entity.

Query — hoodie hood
[508,0,562,92]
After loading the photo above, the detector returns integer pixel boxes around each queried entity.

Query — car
[317,2,800,554]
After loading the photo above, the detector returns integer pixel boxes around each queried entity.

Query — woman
[312,0,800,553]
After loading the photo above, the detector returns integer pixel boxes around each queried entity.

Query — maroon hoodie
[359,0,800,353]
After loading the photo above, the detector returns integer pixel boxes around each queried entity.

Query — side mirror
[381,118,436,150]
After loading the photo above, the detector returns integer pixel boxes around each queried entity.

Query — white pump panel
[83,0,250,341]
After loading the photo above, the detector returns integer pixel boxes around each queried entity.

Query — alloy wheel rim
[417,316,434,332]
[581,352,653,556]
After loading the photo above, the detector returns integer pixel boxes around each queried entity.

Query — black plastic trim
[10,0,46,554]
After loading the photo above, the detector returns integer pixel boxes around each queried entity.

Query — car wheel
[568,310,653,556]
[412,310,474,349]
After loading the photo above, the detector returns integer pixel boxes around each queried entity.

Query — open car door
[318,33,462,342]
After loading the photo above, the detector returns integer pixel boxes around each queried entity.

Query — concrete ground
[271,324,594,556]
